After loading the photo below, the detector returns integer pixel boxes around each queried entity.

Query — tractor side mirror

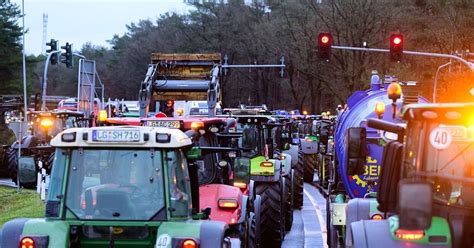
[345,127,367,175]
[398,180,432,230]
[18,156,36,185]
[233,157,250,187]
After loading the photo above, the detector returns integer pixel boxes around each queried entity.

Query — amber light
[182,239,197,248]
[371,214,383,220]
[190,121,204,130]
[305,137,313,142]
[260,162,273,167]
[387,82,402,101]
[233,182,247,189]
[39,118,53,128]
[395,229,425,240]
[20,237,35,248]
[375,102,386,117]
[177,108,184,116]
[218,198,239,209]
[98,110,108,122]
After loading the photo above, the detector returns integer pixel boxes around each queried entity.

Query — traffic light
[318,32,332,60]
[390,34,404,62]
[46,39,59,65]
[61,42,73,68]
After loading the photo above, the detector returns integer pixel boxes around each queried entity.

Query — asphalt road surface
[283,183,328,248]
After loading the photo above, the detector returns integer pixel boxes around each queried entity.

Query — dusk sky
[11,0,190,55]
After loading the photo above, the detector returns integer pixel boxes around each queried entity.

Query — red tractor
[142,117,262,247]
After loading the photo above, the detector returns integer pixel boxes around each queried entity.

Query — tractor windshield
[406,120,474,208]
[423,123,474,208]
[65,148,166,221]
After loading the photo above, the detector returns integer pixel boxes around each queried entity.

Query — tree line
[2,0,474,113]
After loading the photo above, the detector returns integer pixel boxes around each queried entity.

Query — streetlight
[433,62,451,103]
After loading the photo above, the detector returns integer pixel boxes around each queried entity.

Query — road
[283,183,328,248]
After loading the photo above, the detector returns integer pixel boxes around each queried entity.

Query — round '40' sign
[429,127,452,150]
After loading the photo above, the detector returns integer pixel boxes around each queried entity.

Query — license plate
[145,120,180,128]
[92,130,140,142]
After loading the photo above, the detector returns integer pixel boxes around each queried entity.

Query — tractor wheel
[293,152,304,209]
[284,174,293,231]
[6,147,18,182]
[255,181,284,247]
[247,212,257,248]
[317,155,331,188]
[303,153,315,183]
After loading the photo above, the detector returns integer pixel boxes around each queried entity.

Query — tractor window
[403,120,424,177]
[166,150,191,217]
[196,134,218,185]
[47,149,67,204]
[422,123,474,208]
[65,148,166,221]
[242,128,259,155]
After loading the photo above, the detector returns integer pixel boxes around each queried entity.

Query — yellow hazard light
[303,110,308,115]
[177,108,184,116]
[98,110,108,122]
[190,121,204,130]
[387,83,402,101]
[375,102,385,118]
[371,214,383,220]
[40,118,53,128]
[395,229,425,240]
[233,182,247,189]
[218,198,239,209]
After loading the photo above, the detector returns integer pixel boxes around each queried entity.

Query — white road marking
[304,186,328,248]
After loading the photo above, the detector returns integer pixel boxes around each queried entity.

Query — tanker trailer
[327,71,429,247]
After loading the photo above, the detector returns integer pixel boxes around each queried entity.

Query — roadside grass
[0,186,45,226]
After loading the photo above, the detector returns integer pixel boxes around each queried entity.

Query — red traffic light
[390,34,404,61]
[318,32,332,60]
[320,34,330,44]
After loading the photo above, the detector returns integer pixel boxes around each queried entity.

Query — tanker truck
[327,71,429,247]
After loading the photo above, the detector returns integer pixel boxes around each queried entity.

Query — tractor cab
[29,110,86,144]
[351,103,474,247]
[0,126,233,248]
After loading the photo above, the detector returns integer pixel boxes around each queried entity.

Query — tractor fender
[350,220,433,248]
[251,160,282,182]
[10,135,35,149]
[345,198,371,247]
[281,153,292,176]
[200,221,229,248]
[248,180,255,202]
[1,218,29,248]
[237,195,248,224]
[286,144,299,167]
[299,138,318,155]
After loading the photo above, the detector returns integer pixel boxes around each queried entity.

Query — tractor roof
[401,103,474,124]
[30,110,84,118]
[51,126,192,148]
[234,115,278,125]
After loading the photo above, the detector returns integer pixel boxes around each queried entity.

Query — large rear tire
[6,147,18,182]
[255,181,284,247]
[284,174,293,231]
[293,152,304,209]
[303,154,315,183]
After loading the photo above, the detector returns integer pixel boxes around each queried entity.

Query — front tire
[293,152,304,209]
[255,181,284,247]
[303,153,315,183]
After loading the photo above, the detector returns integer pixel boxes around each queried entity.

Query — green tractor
[0,126,237,247]
[231,112,293,247]
[350,103,474,247]
[3,110,86,188]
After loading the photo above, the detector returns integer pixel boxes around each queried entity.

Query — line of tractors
[1,52,473,248]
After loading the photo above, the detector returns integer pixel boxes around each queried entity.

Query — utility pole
[42,13,48,55]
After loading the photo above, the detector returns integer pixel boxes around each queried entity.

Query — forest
[2,0,474,113]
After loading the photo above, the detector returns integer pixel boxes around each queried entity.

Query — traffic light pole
[331,45,474,72]
[41,50,62,111]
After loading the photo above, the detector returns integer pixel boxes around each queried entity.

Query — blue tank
[335,73,428,198]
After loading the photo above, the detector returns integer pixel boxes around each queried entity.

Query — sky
[11,0,190,55]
